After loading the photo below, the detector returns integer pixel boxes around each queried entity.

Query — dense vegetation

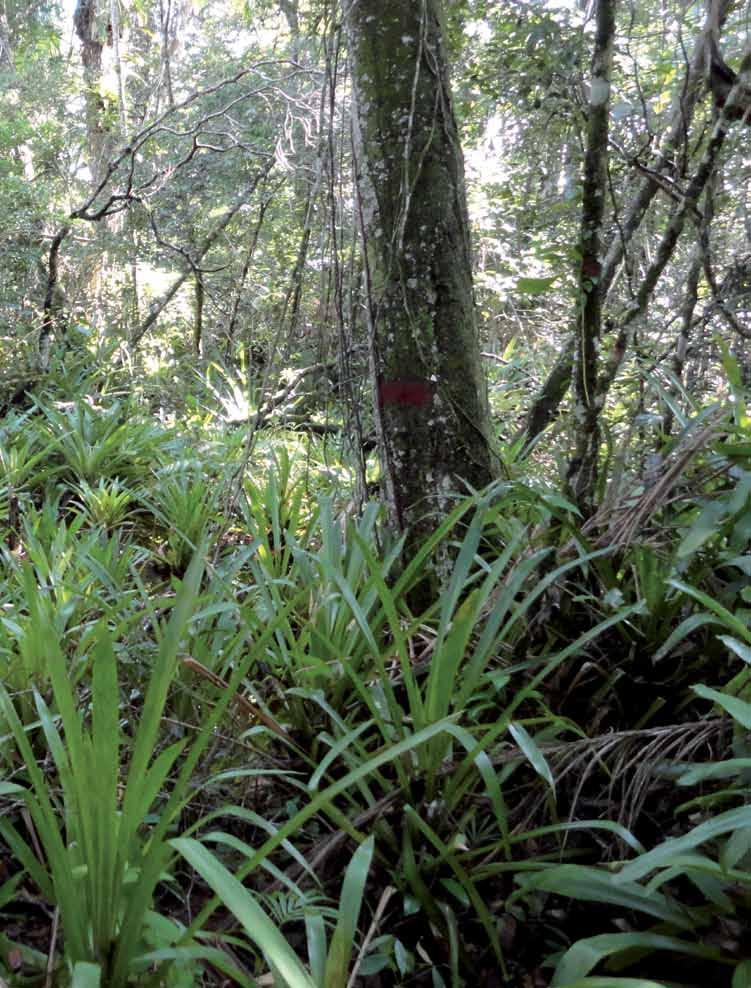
[2,0,751,986]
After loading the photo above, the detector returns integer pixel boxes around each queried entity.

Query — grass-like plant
[0,551,224,985]
[173,834,374,987]
[511,578,751,987]
[70,477,140,530]
[40,398,170,483]
[146,470,222,572]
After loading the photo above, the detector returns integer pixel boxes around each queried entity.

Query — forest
[1,0,751,984]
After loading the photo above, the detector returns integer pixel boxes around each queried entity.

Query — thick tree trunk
[345,0,498,540]
[567,0,617,516]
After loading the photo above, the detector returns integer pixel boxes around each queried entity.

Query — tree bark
[567,0,617,516]
[663,172,717,436]
[74,0,116,189]
[345,0,498,542]
[193,273,204,357]
[0,4,13,70]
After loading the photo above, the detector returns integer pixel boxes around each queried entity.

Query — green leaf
[733,959,751,988]
[669,580,751,644]
[0,782,25,796]
[552,932,721,986]
[677,500,727,558]
[324,836,374,987]
[304,910,327,985]
[509,722,555,790]
[71,963,101,988]
[618,804,751,882]
[652,613,721,662]
[677,758,751,785]
[514,866,693,929]
[172,838,316,988]
[719,636,751,664]
[722,828,751,872]
[693,684,751,729]
[553,980,669,988]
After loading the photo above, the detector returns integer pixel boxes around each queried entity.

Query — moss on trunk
[345,0,498,544]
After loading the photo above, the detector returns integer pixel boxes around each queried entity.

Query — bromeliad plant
[40,398,171,483]
[0,529,468,986]
[0,551,252,986]
[146,469,224,572]
[243,482,644,975]
[509,578,751,988]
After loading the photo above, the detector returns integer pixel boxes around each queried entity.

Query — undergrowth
[2,375,751,988]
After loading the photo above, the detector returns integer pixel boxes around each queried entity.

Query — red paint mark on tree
[378,377,434,408]
[581,257,602,279]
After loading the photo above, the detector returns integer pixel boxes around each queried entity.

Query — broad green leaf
[71,963,101,988]
[553,932,721,986]
[693,684,751,729]
[669,580,751,643]
[304,910,327,985]
[652,613,721,662]
[516,276,557,295]
[515,866,693,928]
[677,500,727,558]
[733,959,751,988]
[720,635,751,664]
[618,804,751,882]
[0,782,24,796]
[722,828,751,872]
[554,980,669,987]
[677,758,751,785]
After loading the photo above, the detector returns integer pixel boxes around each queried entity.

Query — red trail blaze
[378,377,434,409]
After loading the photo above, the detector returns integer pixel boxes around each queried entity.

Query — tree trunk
[0,4,13,70]
[664,173,716,436]
[74,0,116,189]
[345,0,498,542]
[567,0,617,516]
[193,273,204,357]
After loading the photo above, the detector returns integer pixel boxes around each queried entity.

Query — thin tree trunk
[0,2,13,70]
[159,0,174,109]
[224,195,272,358]
[664,253,702,437]
[39,225,71,369]
[522,0,732,445]
[598,46,751,397]
[193,273,204,356]
[664,173,716,436]
[567,0,617,516]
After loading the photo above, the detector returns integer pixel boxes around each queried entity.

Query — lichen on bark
[345,0,498,545]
